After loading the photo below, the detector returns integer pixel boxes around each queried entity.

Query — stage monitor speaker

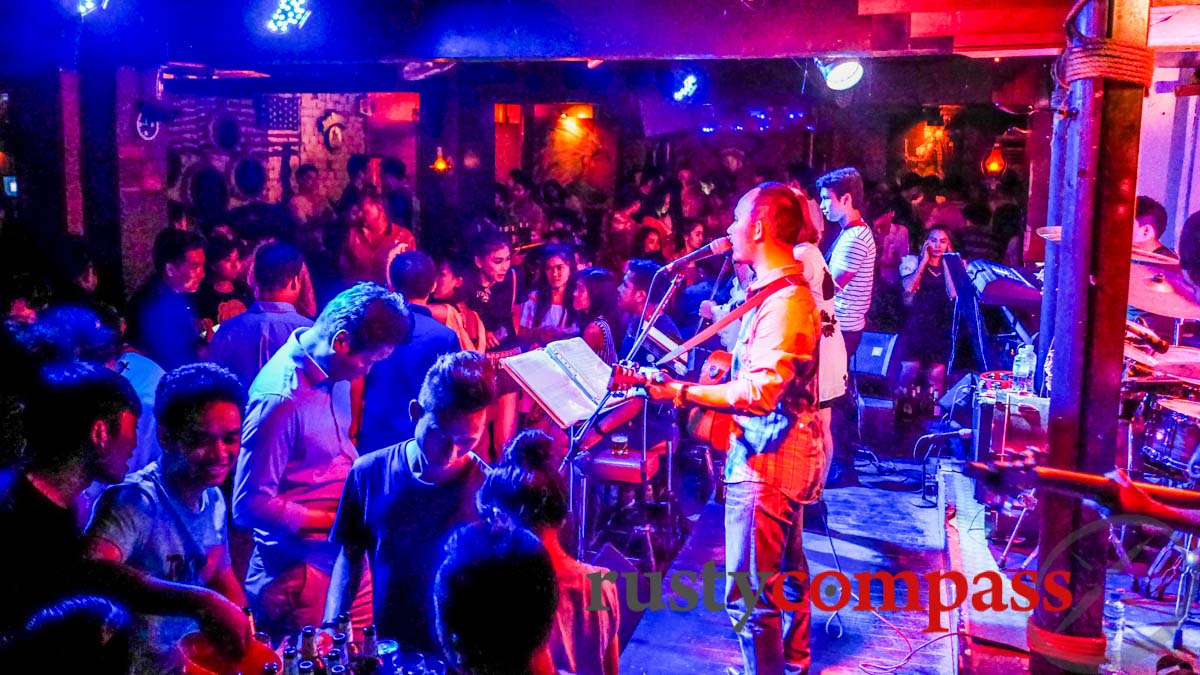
[591,543,645,649]
[941,373,978,427]
[851,331,900,399]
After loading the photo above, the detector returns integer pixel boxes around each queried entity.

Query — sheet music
[501,349,598,428]
[545,337,613,405]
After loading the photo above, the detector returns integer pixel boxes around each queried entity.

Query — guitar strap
[654,273,805,366]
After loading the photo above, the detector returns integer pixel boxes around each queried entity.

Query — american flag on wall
[166,95,298,154]
[257,95,301,151]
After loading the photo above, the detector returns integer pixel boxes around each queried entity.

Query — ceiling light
[815,58,863,91]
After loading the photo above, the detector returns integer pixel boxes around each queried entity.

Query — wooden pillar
[1032,0,1151,673]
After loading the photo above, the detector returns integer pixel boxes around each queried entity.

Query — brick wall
[289,93,367,203]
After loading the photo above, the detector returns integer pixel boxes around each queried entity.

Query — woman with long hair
[630,226,667,266]
[465,231,523,463]
[477,430,621,675]
[429,257,488,352]
[571,267,621,364]
[633,186,675,258]
[898,225,958,397]
[518,246,578,346]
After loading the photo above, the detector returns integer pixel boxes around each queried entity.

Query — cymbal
[1038,227,1180,266]
[1124,343,1159,369]
[1128,265,1200,319]
[1132,249,1182,266]
[1155,346,1200,386]
[1037,226,1061,242]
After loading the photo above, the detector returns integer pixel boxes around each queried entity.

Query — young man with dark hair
[337,154,373,215]
[208,241,313,392]
[380,157,414,230]
[234,282,409,636]
[228,159,289,244]
[617,258,682,367]
[1133,195,1175,259]
[325,351,496,653]
[0,362,247,655]
[817,167,875,487]
[358,251,459,453]
[958,202,997,262]
[434,521,558,675]
[506,172,548,245]
[127,229,207,372]
[645,183,822,675]
[87,363,248,674]
[288,164,333,246]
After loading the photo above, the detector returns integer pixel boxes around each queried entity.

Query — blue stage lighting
[77,0,109,17]
[268,0,312,33]
[673,74,699,102]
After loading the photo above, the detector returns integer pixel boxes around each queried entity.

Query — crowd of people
[0,150,1049,674]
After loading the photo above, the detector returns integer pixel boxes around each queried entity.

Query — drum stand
[998,490,1037,569]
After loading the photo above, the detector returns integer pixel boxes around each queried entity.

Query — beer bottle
[244,606,258,637]
[356,625,383,675]
[331,633,349,668]
[335,612,352,645]
[282,647,299,675]
[298,661,315,675]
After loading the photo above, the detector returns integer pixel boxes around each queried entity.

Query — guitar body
[688,351,734,452]
[608,350,735,450]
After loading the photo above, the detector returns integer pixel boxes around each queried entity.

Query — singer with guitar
[642,183,823,675]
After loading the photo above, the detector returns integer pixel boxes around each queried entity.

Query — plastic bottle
[1101,591,1126,674]
[1012,344,1036,394]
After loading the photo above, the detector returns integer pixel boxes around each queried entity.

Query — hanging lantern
[982,143,1006,177]
[431,146,452,173]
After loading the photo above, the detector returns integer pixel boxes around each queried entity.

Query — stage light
[77,0,110,17]
[268,0,312,34]
[587,59,604,69]
[673,73,699,102]
[701,126,715,134]
[982,143,1006,177]
[815,58,863,91]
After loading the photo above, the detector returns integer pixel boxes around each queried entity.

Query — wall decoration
[317,111,348,152]
[136,110,160,141]
[211,115,241,151]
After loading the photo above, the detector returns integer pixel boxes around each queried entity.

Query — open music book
[501,337,629,429]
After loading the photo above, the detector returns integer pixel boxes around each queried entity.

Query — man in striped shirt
[817,167,876,488]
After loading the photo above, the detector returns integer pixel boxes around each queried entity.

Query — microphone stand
[625,271,686,365]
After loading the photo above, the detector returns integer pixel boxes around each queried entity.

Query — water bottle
[1101,591,1126,674]
[1012,344,1036,394]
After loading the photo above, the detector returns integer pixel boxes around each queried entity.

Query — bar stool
[575,437,672,569]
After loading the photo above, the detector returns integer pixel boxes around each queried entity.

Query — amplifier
[851,331,900,399]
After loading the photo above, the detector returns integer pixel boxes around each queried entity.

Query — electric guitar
[608,350,735,451]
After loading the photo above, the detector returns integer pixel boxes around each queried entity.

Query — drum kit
[1117,254,1200,612]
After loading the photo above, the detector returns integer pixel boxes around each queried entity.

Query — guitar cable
[819,500,969,673]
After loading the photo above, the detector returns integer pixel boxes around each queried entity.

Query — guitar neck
[1032,467,1200,510]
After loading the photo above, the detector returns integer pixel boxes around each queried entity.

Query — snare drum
[1141,397,1200,481]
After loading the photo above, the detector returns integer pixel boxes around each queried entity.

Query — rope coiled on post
[1053,0,1155,89]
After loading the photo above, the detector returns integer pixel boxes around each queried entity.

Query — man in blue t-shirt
[358,251,458,454]
[325,351,495,652]
[87,364,248,674]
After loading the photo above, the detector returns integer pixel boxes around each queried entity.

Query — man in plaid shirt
[647,183,823,675]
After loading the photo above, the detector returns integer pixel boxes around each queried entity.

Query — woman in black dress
[898,225,958,398]
[465,230,523,463]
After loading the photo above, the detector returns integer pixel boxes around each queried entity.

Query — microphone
[1126,320,1169,354]
[663,236,732,272]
